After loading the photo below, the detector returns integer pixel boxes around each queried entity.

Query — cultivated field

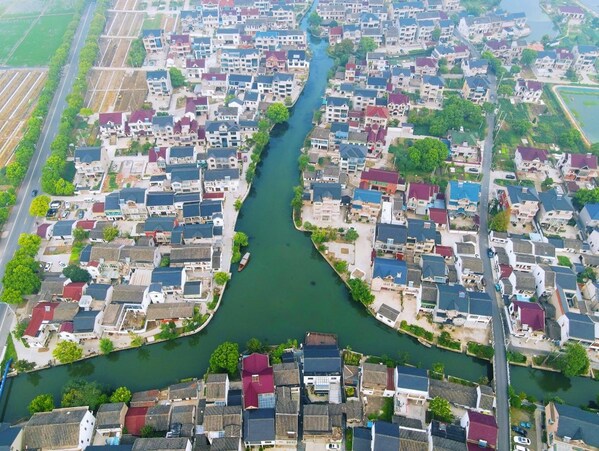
[0,0,78,66]
[98,38,135,67]
[86,69,148,112]
[112,0,139,10]
[104,10,144,37]
[0,69,47,165]
[142,13,177,32]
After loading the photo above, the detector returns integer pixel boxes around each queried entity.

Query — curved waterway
[1,6,596,422]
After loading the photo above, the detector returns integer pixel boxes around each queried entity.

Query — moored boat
[238,252,250,271]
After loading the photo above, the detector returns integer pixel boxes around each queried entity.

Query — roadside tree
[29,195,51,217]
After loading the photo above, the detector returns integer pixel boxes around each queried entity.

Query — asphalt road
[0,0,97,290]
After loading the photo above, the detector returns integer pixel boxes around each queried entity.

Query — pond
[555,85,599,144]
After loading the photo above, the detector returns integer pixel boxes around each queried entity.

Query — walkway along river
[1,5,597,422]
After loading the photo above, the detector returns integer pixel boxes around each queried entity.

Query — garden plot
[0,69,47,165]
[86,69,147,113]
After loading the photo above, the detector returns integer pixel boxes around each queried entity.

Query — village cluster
[297,0,599,358]
[15,0,312,359]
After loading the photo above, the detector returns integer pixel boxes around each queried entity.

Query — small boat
[418,338,432,348]
[238,252,250,271]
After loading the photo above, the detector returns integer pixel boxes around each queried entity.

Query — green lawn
[0,17,36,61]
[142,14,163,30]
[7,13,74,66]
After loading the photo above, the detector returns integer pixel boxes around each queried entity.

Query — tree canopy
[63,264,91,283]
[169,67,186,88]
[408,96,484,138]
[29,195,51,217]
[99,338,114,355]
[557,343,590,377]
[110,386,132,403]
[489,209,510,232]
[573,188,599,210]
[348,278,374,306]
[103,225,119,242]
[214,272,230,286]
[266,102,290,124]
[308,11,322,27]
[405,138,447,172]
[429,396,453,422]
[61,379,108,411]
[29,394,55,414]
[356,37,377,59]
[209,341,239,375]
[53,340,83,364]
[520,49,538,66]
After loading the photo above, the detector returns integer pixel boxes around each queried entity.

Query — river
[1,3,597,422]
[500,0,557,43]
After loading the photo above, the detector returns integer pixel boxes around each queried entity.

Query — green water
[555,86,599,144]
[1,6,597,423]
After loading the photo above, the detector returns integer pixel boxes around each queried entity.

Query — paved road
[453,29,511,451]
[0,1,97,290]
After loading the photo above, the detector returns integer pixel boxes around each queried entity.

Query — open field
[142,13,177,32]
[104,10,144,37]
[98,37,135,67]
[85,69,148,112]
[0,69,47,165]
[0,0,79,66]
[112,0,139,10]
[554,85,599,144]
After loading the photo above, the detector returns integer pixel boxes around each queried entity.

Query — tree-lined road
[0,1,97,289]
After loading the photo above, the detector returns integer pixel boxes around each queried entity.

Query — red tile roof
[125,407,148,436]
[408,182,439,201]
[185,58,205,69]
[99,112,124,126]
[37,223,51,238]
[63,282,86,301]
[435,245,453,258]
[129,109,154,123]
[516,146,548,162]
[388,93,409,105]
[25,302,58,337]
[365,105,389,119]
[76,220,96,230]
[149,147,167,163]
[513,301,545,331]
[569,153,597,169]
[91,202,105,213]
[242,353,274,409]
[499,264,513,279]
[416,57,437,67]
[361,168,399,184]
[467,411,498,448]
[429,207,448,226]
[60,321,74,333]
[329,26,342,36]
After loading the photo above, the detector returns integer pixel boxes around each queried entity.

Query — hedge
[400,321,434,342]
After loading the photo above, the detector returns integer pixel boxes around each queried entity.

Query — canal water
[1,4,596,422]
[500,0,557,43]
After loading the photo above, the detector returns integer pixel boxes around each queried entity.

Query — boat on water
[238,252,250,271]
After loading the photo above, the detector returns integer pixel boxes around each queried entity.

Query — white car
[64,201,70,209]
[514,436,531,446]
[514,446,529,451]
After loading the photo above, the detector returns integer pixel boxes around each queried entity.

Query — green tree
[489,209,510,232]
[53,340,83,364]
[29,195,51,217]
[61,379,108,410]
[214,272,230,286]
[103,225,119,242]
[345,229,359,242]
[559,128,583,150]
[429,396,453,422]
[348,278,374,306]
[128,38,146,66]
[209,341,239,375]
[266,102,290,124]
[328,39,354,66]
[169,67,186,88]
[234,198,243,211]
[511,119,531,137]
[557,343,590,377]
[557,256,572,268]
[356,37,377,59]
[334,260,348,273]
[432,362,444,376]
[406,138,447,172]
[129,332,144,347]
[99,338,114,355]
[246,337,264,353]
[14,359,36,372]
[156,321,179,340]
[432,27,441,41]
[520,49,538,66]
[29,394,55,414]
[140,425,156,438]
[73,228,89,242]
[110,386,132,403]
[63,265,91,283]
[234,231,249,247]
[18,233,42,256]
[573,188,599,210]
[541,177,554,190]
[13,320,29,340]
[308,11,322,27]
[1,288,24,304]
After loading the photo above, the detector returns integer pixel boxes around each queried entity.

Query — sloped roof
[242,353,274,409]
[467,410,497,448]
[23,407,89,449]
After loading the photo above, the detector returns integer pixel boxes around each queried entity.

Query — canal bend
[0,2,596,422]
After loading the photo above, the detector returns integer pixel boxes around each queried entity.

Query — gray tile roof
[243,408,275,443]
[132,437,191,450]
[145,404,172,431]
[554,403,599,447]
[96,402,127,429]
[205,374,228,402]
[396,365,429,392]
[23,407,90,449]
[362,362,388,389]
[303,404,331,433]
[273,362,300,386]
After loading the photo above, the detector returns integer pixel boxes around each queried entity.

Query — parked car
[506,174,516,180]
[514,436,531,445]
[77,210,84,219]
[64,201,70,209]
[50,200,61,209]
[61,211,69,219]
[514,446,529,451]
[487,248,494,258]
[42,262,51,271]
[519,422,532,429]
[495,283,501,292]
[511,426,527,436]
[31,189,38,197]
[326,445,340,450]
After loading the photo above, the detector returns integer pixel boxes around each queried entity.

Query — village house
[573,45,599,73]
[499,185,540,222]
[406,182,439,215]
[393,365,429,417]
[205,121,242,148]
[514,146,549,173]
[142,29,164,53]
[580,203,599,229]
[462,76,490,104]
[462,58,489,76]
[205,373,229,406]
[22,407,96,450]
[545,402,599,450]
[339,143,367,174]
[558,153,599,182]
[360,362,394,397]
[310,182,342,223]
[374,220,438,262]
[350,189,382,223]
[557,5,585,24]
[146,70,172,97]
[387,93,410,118]
[508,301,545,339]
[74,146,108,179]
[514,79,543,103]
[185,58,206,80]
[446,181,481,219]
[242,353,275,409]
[537,188,574,232]
[461,410,498,450]
[420,75,444,103]
[448,130,480,163]
[99,112,127,137]
[371,257,407,293]
[203,169,240,193]
[360,168,400,194]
